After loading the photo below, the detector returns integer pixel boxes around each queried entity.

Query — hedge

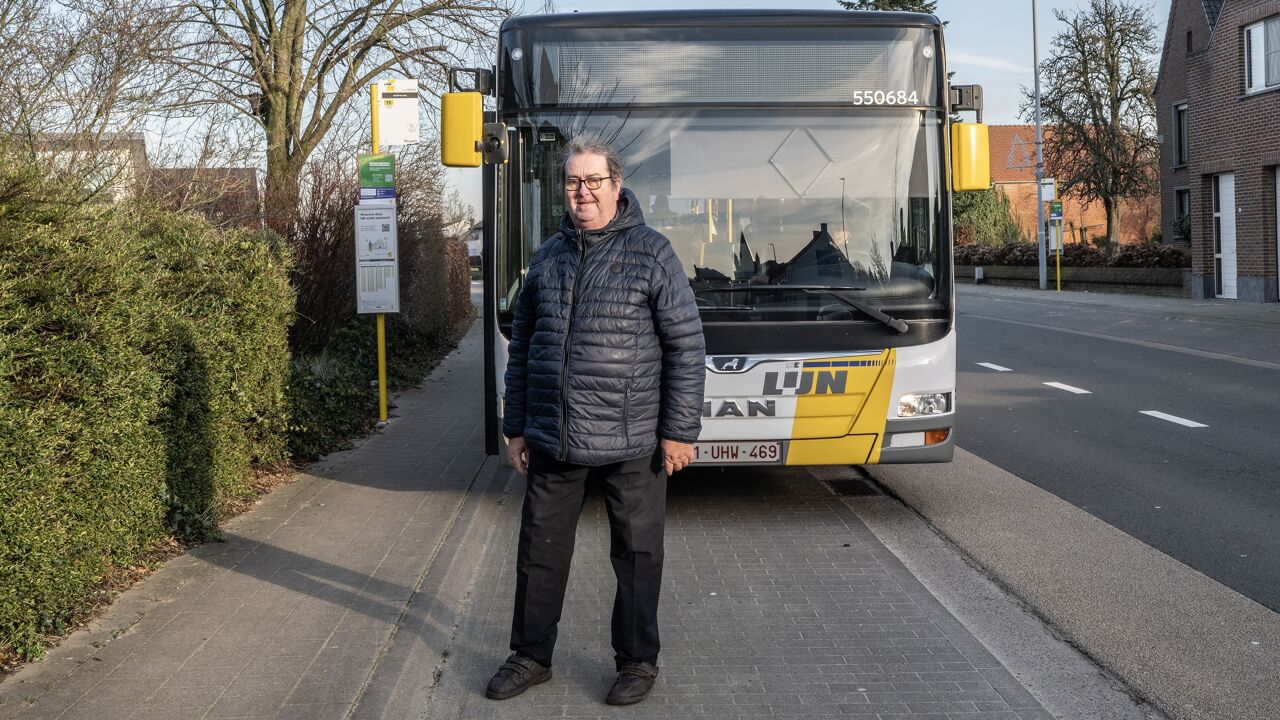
[0,203,294,663]
[955,241,1190,269]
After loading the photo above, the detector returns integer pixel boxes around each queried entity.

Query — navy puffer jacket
[503,188,705,466]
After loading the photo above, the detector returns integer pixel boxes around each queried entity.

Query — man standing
[486,138,705,706]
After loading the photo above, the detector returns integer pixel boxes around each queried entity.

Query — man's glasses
[563,175,614,191]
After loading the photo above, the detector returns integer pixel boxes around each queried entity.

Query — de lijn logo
[764,370,846,396]
[763,360,882,396]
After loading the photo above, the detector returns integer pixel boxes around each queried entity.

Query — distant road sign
[1049,200,1063,221]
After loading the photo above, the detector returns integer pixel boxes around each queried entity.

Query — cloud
[949,51,1032,74]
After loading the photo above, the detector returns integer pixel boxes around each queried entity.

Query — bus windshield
[502,108,946,320]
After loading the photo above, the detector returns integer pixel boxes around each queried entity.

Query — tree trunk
[264,145,302,237]
[1105,198,1121,247]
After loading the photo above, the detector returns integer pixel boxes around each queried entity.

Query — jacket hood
[558,187,646,247]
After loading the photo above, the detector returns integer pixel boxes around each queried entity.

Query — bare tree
[1024,0,1158,245]
[160,0,510,236]
[0,0,182,204]
[837,0,936,13]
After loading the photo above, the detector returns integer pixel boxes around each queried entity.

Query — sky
[446,0,1169,209]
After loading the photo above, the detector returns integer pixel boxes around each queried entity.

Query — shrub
[953,187,1024,246]
[1110,242,1191,268]
[0,202,293,663]
[286,314,469,461]
[992,242,1040,266]
[1060,242,1107,267]
[956,239,1190,269]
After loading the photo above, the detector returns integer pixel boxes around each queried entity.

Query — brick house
[1156,0,1280,302]
[987,125,1158,245]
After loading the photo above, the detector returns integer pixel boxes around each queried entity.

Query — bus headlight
[898,392,951,417]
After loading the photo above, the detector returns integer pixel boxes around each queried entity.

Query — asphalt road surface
[954,285,1280,612]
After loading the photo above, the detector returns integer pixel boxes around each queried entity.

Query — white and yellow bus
[442,9,989,466]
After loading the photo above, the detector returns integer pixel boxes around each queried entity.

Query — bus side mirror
[441,92,483,167]
[951,122,990,192]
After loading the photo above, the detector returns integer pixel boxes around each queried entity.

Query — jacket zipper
[559,231,587,460]
[623,384,631,445]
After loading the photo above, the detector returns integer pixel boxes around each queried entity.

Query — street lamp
[840,177,849,258]
[1033,0,1047,290]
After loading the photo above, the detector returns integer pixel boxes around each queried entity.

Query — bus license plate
[692,441,783,464]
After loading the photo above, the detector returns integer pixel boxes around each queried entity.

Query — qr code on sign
[381,224,390,232]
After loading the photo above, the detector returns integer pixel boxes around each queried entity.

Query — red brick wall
[1157,0,1280,300]
[999,182,1158,245]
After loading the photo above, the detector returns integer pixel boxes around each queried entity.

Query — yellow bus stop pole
[371,83,388,423]
[1055,221,1061,291]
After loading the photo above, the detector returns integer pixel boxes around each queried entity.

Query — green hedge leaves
[0,206,294,662]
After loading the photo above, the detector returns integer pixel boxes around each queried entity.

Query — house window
[1245,17,1280,93]
[1173,103,1189,166]
[1186,30,1193,53]
[1174,188,1190,242]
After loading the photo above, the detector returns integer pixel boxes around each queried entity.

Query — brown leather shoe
[485,654,551,700]
[606,661,658,705]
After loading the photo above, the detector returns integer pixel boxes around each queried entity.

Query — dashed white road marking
[1140,411,1208,428]
[1043,382,1091,394]
[976,362,1012,372]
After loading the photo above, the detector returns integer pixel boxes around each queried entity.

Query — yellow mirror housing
[441,92,483,168]
[951,122,990,192]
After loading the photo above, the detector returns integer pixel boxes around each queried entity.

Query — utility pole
[1033,0,1047,289]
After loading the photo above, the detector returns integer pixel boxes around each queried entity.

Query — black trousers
[509,449,667,669]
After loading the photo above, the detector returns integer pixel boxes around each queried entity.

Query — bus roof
[502,10,943,34]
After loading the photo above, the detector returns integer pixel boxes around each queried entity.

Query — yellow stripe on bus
[854,349,896,464]
[784,349,898,465]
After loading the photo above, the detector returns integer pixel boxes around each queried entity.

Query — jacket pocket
[622,384,631,445]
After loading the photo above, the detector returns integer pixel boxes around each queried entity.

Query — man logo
[713,356,748,372]
[702,399,776,418]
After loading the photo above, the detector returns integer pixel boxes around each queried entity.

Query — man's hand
[507,436,529,476]
[661,439,695,475]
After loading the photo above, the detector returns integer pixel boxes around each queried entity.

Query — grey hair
[561,136,623,184]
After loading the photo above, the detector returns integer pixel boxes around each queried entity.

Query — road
[953,284,1280,611]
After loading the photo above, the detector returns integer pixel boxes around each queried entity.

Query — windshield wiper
[695,285,909,334]
[801,288,908,334]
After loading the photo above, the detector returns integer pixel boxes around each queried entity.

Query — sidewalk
[959,282,1280,323]
[429,468,1064,720]
[3,309,1154,720]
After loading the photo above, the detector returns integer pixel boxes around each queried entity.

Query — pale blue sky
[448,0,1169,208]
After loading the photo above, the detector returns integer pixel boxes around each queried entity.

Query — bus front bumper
[876,414,955,464]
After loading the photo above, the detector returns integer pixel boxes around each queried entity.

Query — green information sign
[359,153,396,203]
[358,153,395,187]
[1049,200,1063,221]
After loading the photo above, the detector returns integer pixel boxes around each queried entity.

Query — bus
[441,9,989,466]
